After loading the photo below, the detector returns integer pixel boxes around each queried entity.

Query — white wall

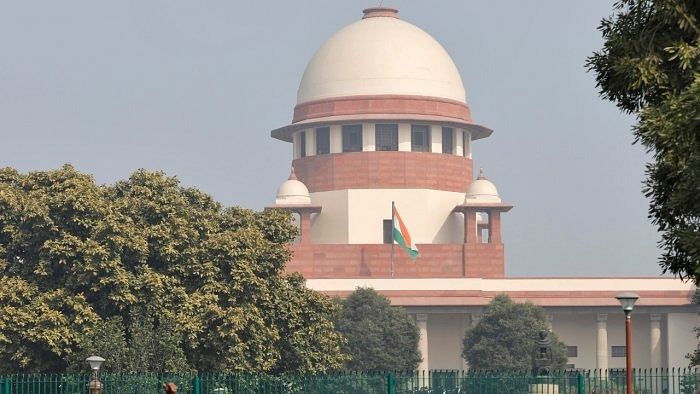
[667,312,699,367]
[310,189,464,244]
[347,189,465,244]
[427,314,465,370]
[309,190,349,243]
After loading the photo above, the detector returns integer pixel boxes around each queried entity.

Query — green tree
[462,294,567,370]
[0,165,346,373]
[333,287,421,371]
[587,0,700,283]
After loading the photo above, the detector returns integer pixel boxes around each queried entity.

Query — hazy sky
[0,1,664,277]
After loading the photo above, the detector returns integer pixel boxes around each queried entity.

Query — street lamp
[615,292,639,394]
[85,356,105,394]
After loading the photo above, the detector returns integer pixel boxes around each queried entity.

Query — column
[546,314,554,331]
[306,128,316,156]
[398,123,411,151]
[464,210,478,244]
[596,313,609,371]
[488,210,502,244]
[650,313,662,368]
[430,125,442,153]
[362,123,375,151]
[416,313,429,372]
[298,210,312,245]
[329,124,342,153]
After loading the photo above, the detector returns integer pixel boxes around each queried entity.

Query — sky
[0,1,664,277]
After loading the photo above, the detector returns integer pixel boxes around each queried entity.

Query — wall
[293,151,473,193]
[426,314,465,370]
[667,312,699,368]
[285,243,504,278]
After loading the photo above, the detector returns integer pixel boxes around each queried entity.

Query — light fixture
[85,356,105,372]
[615,292,639,313]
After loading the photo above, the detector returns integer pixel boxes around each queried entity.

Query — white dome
[276,169,311,205]
[297,8,466,105]
[465,169,501,203]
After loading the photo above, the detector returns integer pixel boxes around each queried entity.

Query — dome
[465,169,501,203]
[276,168,311,205]
[297,7,466,105]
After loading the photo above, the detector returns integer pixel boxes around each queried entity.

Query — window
[611,346,626,357]
[299,131,306,157]
[383,219,393,244]
[315,127,330,155]
[411,125,430,152]
[566,364,576,370]
[342,124,363,152]
[442,127,454,154]
[375,124,398,151]
[567,346,578,358]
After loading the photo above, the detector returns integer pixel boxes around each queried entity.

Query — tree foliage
[462,294,567,371]
[587,0,700,282]
[0,165,346,373]
[333,288,421,371]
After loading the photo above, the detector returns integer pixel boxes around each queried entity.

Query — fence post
[2,376,9,394]
[577,371,585,394]
[386,373,395,394]
[193,375,201,394]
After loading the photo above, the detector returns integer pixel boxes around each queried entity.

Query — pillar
[416,313,429,372]
[464,210,478,243]
[546,314,554,331]
[298,210,312,245]
[596,313,609,371]
[650,313,662,368]
[488,210,502,243]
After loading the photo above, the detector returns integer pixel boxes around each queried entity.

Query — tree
[0,165,346,373]
[587,0,700,283]
[462,294,567,370]
[333,287,421,371]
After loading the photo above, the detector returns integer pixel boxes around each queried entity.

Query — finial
[288,167,298,181]
[477,167,487,180]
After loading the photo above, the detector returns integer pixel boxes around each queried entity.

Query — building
[268,7,698,370]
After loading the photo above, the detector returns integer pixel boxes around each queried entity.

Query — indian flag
[393,205,419,260]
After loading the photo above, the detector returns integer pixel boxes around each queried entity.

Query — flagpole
[391,201,395,278]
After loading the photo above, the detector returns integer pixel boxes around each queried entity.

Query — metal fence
[0,368,696,394]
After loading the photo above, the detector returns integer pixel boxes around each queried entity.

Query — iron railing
[0,368,696,393]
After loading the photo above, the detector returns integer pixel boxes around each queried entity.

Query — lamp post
[85,356,105,394]
[615,292,639,394]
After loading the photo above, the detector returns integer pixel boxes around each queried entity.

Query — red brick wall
[284,243,504,278]
[293,95,473,123]
[293,151,473,193]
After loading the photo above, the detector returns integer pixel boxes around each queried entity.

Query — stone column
[650,313,662,368]
[464,210,478,244]
[416,313,429,372]
[298,210,312,245]
[596,313,609,371]
[488,210,502,244]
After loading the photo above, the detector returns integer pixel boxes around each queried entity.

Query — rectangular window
[315,127,330,155]
[375,124,398,151]
[411,125,430,152]
[611,346,626,357]
[566,364,576,370]
[567,346,578,358]
[342,124,363,152]
[299,131,306,157]
[442,127,454,154]
[383,219,393,244]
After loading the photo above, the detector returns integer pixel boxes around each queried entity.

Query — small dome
[465,169,501,203]
[276,168,311,205]
[297,8,466,104]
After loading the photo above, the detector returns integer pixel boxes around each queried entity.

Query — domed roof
[276,168,311,205]
[297,7,466,105]
[465,169,501,203]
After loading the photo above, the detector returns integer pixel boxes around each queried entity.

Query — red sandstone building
[268,7,697,370]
